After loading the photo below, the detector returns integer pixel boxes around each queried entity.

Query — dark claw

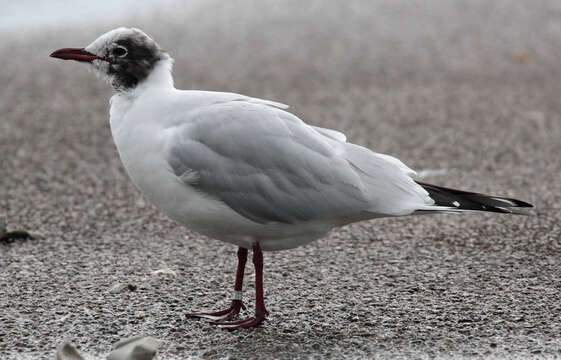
[186,300,246,322]
[215,312,267,330]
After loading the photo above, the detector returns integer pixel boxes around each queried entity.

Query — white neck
[122,55,175,94]
[109,55,176,134]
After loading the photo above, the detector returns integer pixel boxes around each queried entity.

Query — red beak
[50,48,107,63]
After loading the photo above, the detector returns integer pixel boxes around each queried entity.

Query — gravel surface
[1,1,561,359]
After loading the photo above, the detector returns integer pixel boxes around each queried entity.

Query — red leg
[216,243,269,329]
[186,247,248,322]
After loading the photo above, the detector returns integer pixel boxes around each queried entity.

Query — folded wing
[166,99,434,224]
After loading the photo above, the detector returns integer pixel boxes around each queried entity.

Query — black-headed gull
[50,28,532,329]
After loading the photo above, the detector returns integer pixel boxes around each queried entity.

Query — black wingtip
[416,181,533,214]
[510,199,533,208]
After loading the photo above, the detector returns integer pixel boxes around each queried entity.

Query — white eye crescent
[113,45,128,57]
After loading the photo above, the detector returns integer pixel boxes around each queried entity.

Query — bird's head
[50,27,170,90]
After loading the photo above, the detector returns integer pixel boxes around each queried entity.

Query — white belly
[110,121,329,251]
[109,94,332,251]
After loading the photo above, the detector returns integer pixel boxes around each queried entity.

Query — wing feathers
[167,96,530,225]
[167,100,372,224]
[416,181,533,214]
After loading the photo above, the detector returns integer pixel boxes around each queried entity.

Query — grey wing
[166,101,371,224]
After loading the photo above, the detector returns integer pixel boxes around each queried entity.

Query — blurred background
[1,0,561,359]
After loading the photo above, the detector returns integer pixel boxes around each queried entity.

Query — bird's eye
[113,45,128,57]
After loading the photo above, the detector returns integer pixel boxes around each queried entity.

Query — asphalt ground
[1,1,561,359]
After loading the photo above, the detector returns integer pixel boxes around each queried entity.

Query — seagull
[50,28,533,329]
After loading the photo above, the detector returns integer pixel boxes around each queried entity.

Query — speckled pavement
[1,1,560,359]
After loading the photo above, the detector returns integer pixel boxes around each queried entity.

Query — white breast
[108,90,334,251]
[109,91,211,225]
[109,92,250,244]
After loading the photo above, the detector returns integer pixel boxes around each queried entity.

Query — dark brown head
[50,27,168,90]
